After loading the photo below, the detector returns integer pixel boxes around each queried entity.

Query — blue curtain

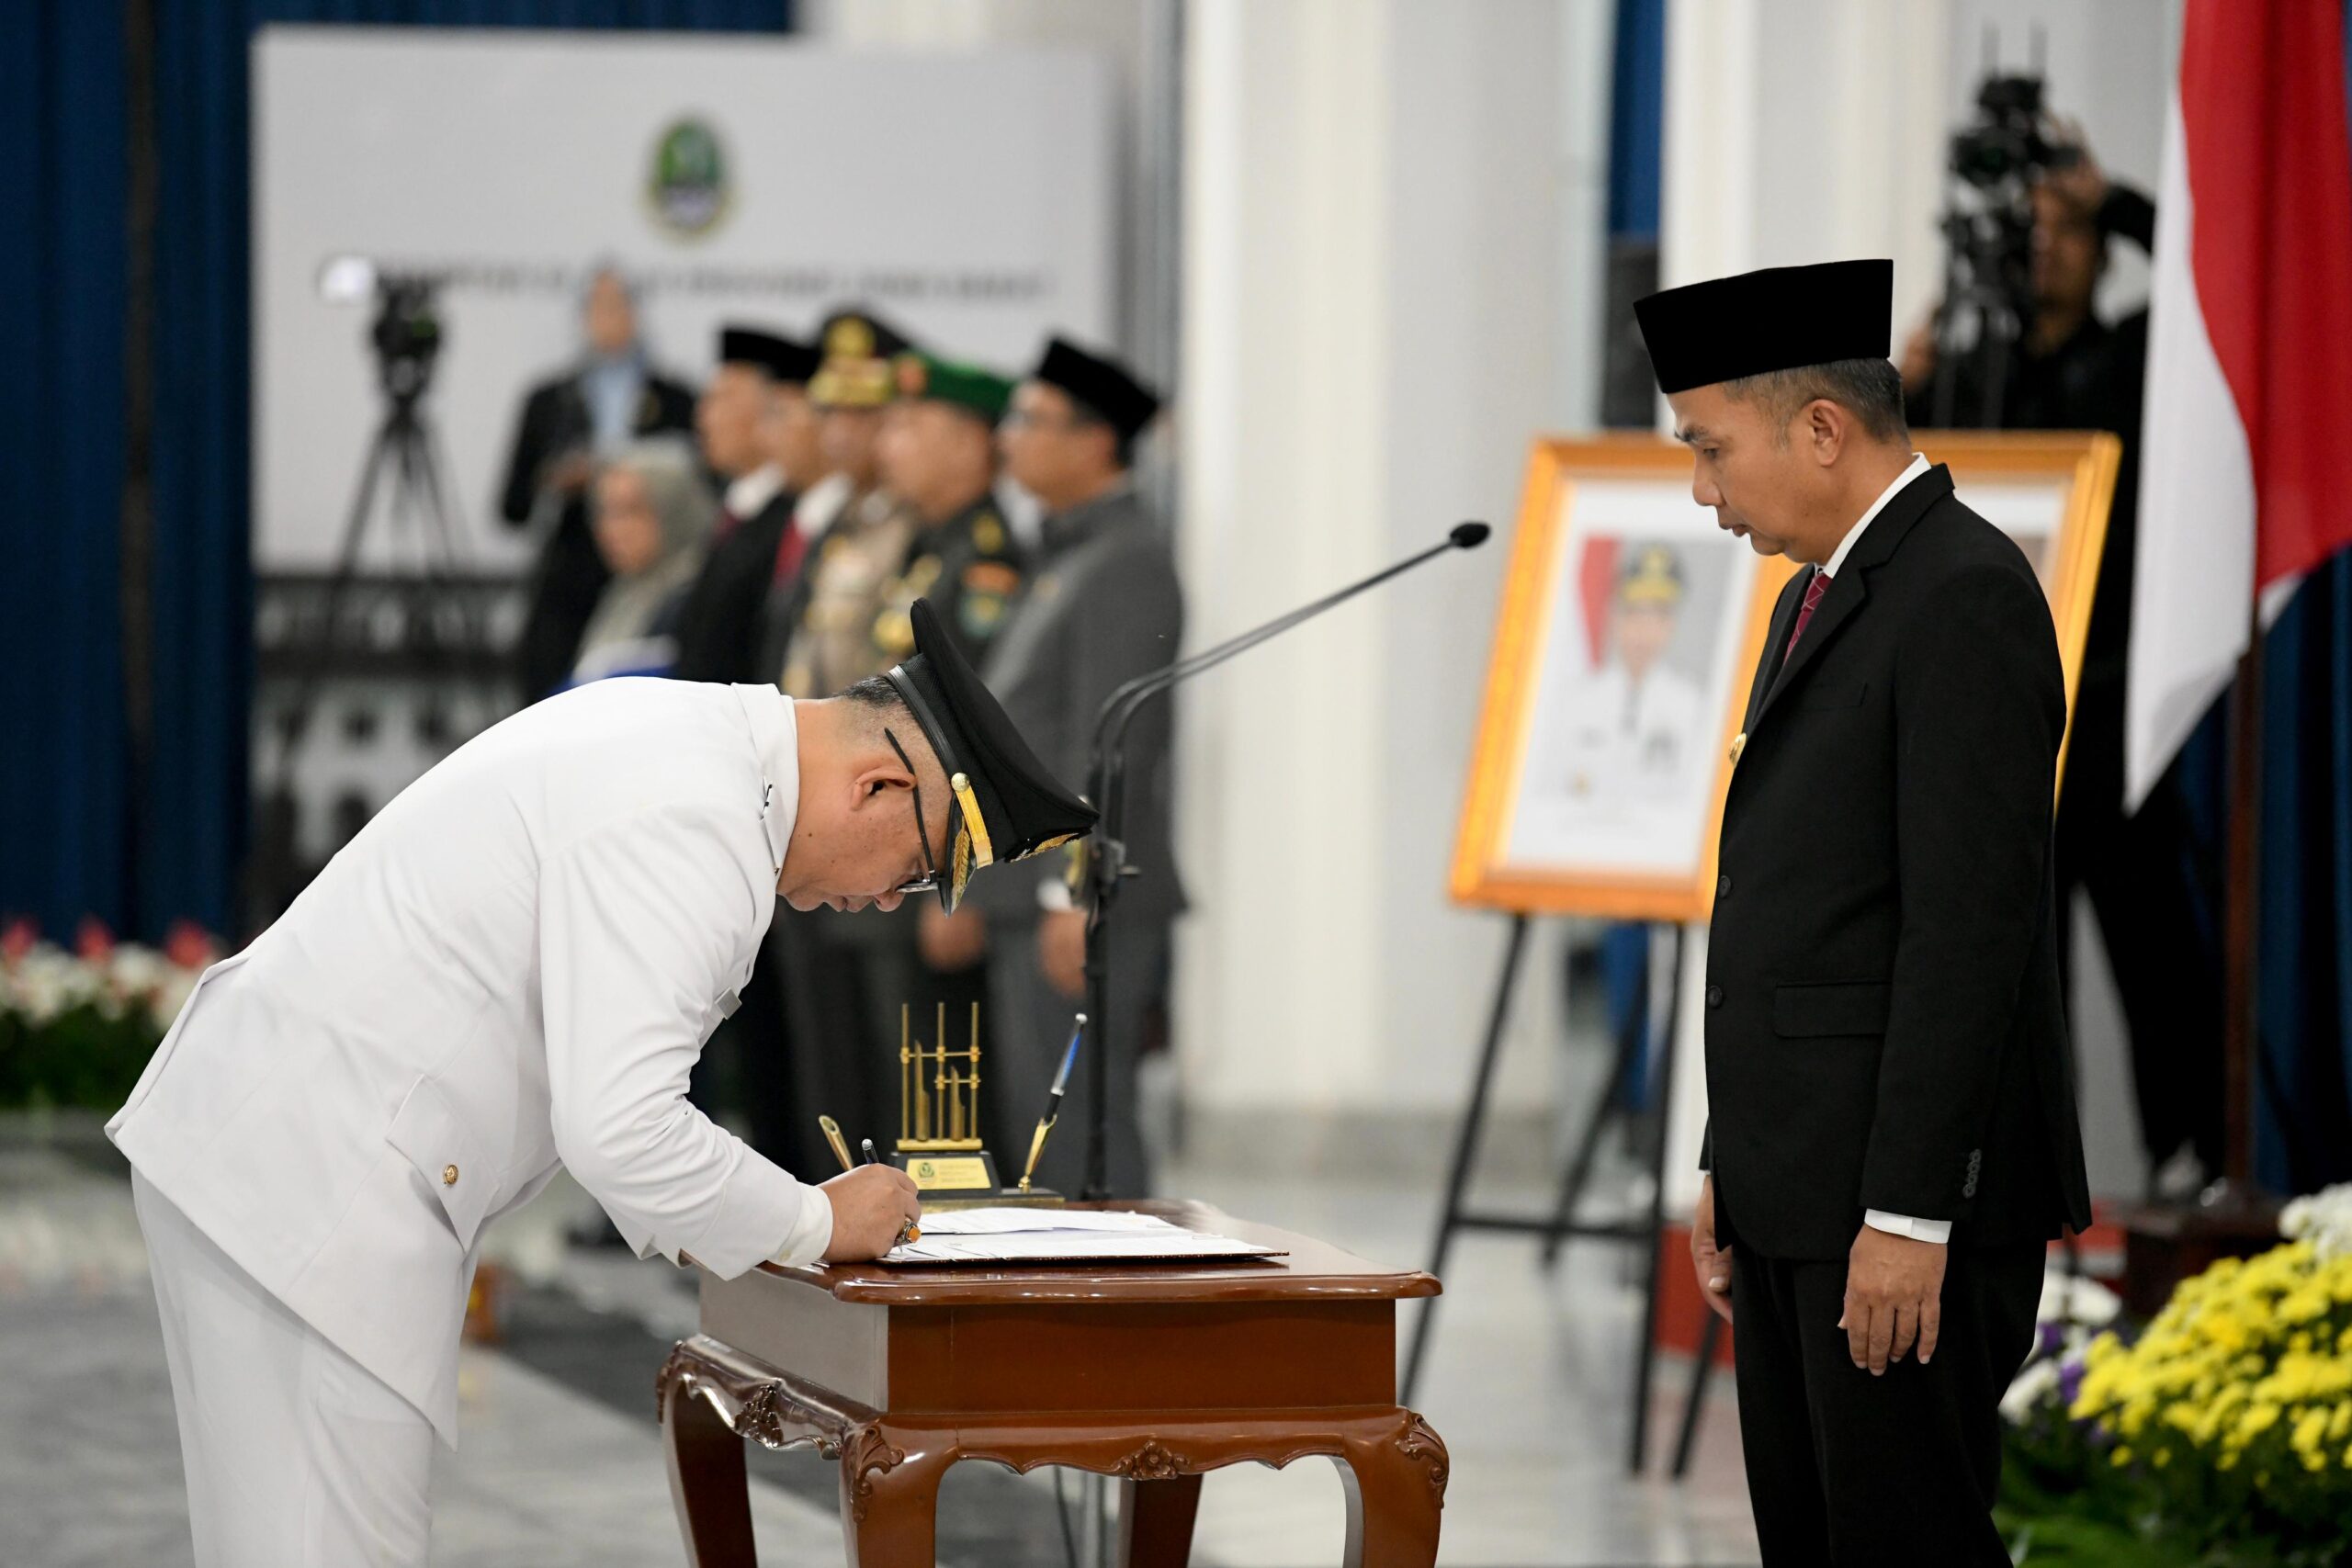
[0,4,131,942]
[1607,0,1665,244]
[1,0,788,946]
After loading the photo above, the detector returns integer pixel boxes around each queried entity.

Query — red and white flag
[2127,0,2352,808]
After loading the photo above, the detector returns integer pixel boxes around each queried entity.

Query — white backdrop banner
[254,25,1113,571]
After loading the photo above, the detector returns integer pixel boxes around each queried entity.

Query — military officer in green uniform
[810,348,1033,1156]
[870,349,1026,670]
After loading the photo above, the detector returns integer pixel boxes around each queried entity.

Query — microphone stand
[1076,522,1490,1199]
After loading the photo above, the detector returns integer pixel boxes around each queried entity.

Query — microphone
[1089,522,1491,761]
[1074,522,1489,1198]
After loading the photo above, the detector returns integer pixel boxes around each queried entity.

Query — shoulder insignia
[959,591,1008,640]
[962,559,1021,597]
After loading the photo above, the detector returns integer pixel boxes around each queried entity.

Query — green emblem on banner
[647,118,729,238]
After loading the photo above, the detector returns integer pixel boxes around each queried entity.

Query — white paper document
[912,1207,1182,1236]
[879,1208,1283,1265]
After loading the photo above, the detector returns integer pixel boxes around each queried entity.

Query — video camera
[1927,72,2081,427]
[317,255,445,408]
[1949,73,2080,192]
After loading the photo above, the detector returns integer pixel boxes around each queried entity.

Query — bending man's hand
[819,1165,922,1262]
[1691,1174,1734,1325]
[1842,1224,1946,1374]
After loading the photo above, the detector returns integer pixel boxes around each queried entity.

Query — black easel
[1402,916,1688,1474]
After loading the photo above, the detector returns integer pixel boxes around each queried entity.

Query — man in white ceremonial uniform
[108,597,1094,1567]
[1552,543,1706,808]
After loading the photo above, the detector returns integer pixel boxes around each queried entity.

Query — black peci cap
[1031,336,1161,442]
[718,326,821,385]
[884,598,1096,911]
[1633,260,1893,394]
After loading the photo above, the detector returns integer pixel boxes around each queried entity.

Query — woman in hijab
[567,435,718,685]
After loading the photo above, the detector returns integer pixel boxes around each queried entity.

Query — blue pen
[1017,1014,1085,1193]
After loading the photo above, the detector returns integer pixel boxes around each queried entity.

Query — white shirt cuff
[1036,877,1075,913]
[1864,1209,1951,1244]
[771,1184,834,1268]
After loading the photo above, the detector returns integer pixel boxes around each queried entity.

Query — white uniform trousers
[133,1171,437,1568]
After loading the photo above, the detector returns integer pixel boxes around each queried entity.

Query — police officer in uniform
[763,310,925,1172]
[775,309,921,699]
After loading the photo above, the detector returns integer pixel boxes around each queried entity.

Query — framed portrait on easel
[1449,431,2119,922]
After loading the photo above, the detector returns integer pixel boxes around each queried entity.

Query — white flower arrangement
[2279,1180,2352,1261]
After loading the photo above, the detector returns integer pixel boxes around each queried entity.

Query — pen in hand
[857,1137,921,1246]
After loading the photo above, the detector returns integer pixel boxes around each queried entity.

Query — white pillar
[1178,1,1595,1122]
[1662,0,1952,328]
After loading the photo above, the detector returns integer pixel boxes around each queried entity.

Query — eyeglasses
[882,728,941,897]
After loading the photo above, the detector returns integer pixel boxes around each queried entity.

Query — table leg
[662,1367,759,1568]
[1119,1472,1204,1566]
[1335,1412,1448,1568]
[840,1424,952,1568]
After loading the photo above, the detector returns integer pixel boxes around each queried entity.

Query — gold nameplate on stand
[894,1001,1064,1210]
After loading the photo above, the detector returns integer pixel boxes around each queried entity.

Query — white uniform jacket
[107,680,831,1446]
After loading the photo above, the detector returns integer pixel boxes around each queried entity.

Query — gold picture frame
[1448,431,2119,921]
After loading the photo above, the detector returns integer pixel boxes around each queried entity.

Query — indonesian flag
[2127,0,2352,809]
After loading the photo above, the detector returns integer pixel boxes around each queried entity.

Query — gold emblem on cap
[827,318,876,360]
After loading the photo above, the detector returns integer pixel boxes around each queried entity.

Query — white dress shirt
[724,463,788,524]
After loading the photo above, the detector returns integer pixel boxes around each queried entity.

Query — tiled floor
[0,1122,1759,1566]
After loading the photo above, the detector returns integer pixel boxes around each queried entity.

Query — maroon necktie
[1783,570,1832,660]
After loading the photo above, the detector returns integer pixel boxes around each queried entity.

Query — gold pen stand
[894,1001,1063,1209]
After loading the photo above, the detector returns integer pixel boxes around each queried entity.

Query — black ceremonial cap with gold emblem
[718,325,821,385]
[885,597,1095,911]
[1633,259,1893,394]
[1031,335,1161,441]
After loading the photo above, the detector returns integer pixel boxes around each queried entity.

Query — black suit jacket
[498,368,697,527]
[672,491,794,686]
[1702,465,2094,1260]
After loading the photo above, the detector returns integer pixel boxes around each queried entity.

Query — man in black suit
[1637,261,2092,1565]
[672,326,821,685]
[498,265,696,702]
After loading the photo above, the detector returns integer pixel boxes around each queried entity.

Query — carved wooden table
[658,1200,1446,1566]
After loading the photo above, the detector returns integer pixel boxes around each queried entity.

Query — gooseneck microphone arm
[1075,521,1491,1200]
